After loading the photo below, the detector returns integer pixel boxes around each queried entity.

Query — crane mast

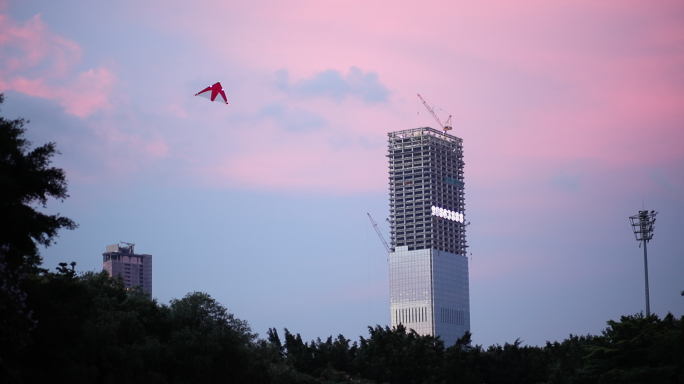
[417,93,452,132]
[367,213,390,254]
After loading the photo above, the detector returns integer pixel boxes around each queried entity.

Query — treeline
[1,266,682,383]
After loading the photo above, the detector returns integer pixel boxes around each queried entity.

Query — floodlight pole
[629,210,657,317]
[642,234,650,316]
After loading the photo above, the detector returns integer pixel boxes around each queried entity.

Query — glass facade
[432,249,470,346]
[388,128,470,347]
[390,247,434,337]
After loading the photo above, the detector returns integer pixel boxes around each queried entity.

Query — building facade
[388,127,470,347]
[102,243,152,296]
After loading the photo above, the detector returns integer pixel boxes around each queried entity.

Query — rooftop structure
[388,127,470,347]
[102,242,152,296]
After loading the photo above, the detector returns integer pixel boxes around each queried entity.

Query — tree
[353,324,444,384]
[165,292,264,382]
[584,313,684,383]
[545,334,594,384]
[442,331,481,383]
[0,93,77,271]
[0,94,77,375]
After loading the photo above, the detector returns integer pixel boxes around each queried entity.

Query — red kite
[194,82,229,105]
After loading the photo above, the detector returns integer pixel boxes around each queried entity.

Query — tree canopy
[0,93,77,271]
[0,94,78,376]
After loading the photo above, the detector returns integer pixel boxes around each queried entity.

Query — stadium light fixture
[629,210,658,316]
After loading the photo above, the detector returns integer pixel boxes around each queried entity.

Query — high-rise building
[388,127,469,347]
[102,243,152,296]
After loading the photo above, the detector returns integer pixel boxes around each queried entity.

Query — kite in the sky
[194,82,229,105]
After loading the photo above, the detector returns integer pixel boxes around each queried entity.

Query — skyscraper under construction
[388,127,469,347]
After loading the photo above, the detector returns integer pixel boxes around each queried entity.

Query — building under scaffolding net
[388,127,470,347]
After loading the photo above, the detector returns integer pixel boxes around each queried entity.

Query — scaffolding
[388,127,466,254]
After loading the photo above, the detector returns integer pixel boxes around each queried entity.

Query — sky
[1,0,683,347]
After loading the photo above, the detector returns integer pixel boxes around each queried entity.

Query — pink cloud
[167,103,188,118]
[3,0,677,196]
[145,136,171,159]
[200,127,385,194]
[90,120,170,174]
[0,12,115,117]
[118,0,683,194]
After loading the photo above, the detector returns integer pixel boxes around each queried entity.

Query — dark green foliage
[584,313,684,383]
[3,262,682,384]
[545,334,595,384]
[353,324,444,384]
[268,327,285,359]
[8,276,681,384]
[442,331,478,383]
[478,339,548,384]
[441,332,550,384]
[0,94,77,272]
[0,93,77,376]
[164,291,261,382]
[280,328,359,381]
[3,268,271,383]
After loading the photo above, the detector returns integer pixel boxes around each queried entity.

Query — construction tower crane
[367,213,390,254]
[417,93,452,132]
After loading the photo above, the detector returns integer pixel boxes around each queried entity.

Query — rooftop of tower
[387,127,463,145]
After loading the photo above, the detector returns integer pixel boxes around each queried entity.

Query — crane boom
[417,93,452,132]
[367,213,390,254]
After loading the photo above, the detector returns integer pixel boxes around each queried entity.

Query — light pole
[629,210,658,316]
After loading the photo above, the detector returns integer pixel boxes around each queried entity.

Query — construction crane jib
[367,213,390,254]
[417,93,452,132]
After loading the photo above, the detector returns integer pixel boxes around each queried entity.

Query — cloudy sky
[2,0,683,347]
